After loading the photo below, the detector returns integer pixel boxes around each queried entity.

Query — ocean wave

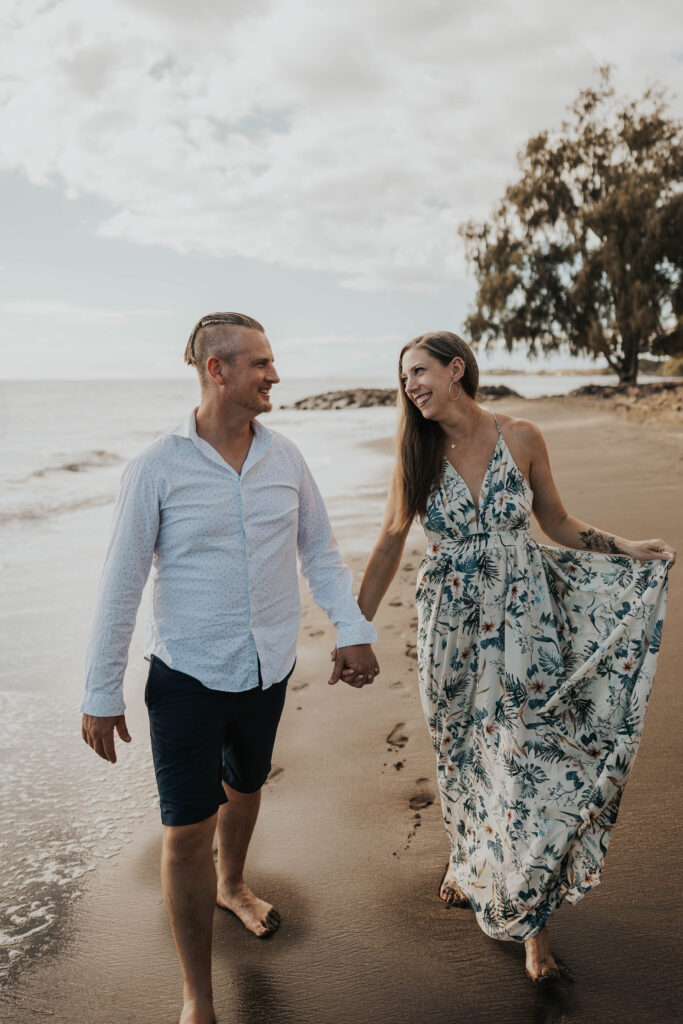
[0,492,116,526]
[27,449,123,478]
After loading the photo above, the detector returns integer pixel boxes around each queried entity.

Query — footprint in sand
[291,681,309,692]
[308,629,324,638]
[409,777,435,810]
[389,680,404,690]
[404,643,417,660]
[387,723,408,749]
[265,766,284,785]
[389,599,403,607]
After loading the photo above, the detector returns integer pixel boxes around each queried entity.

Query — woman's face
[400,348,459,421]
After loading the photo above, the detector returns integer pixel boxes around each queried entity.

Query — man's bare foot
[179,995,216,1024]
[525,928,571,985]
[216,880,280,938]
[439,863,470,908]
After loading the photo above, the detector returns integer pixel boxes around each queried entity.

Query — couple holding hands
[81,312,673,1024]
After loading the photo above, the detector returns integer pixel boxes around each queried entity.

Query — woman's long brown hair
[392,332,479,533]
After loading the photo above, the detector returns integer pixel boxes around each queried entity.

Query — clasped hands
[327,643,380,688]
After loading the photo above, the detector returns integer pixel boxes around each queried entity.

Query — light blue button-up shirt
[81,411,377,717]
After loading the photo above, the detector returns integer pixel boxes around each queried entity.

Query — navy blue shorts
[145,655,291,827]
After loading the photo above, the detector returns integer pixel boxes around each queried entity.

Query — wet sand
[2,397,682,1024]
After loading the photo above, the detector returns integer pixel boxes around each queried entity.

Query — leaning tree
[460,68,683,385]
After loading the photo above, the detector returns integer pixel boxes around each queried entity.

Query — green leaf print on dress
[415,415,669,942]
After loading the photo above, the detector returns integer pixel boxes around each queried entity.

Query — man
[81,312,379,1024]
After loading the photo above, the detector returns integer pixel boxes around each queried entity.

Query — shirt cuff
[336,620,378,648]
[80,691,126,717]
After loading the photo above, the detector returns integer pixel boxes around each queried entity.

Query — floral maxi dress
[415,415,669,942]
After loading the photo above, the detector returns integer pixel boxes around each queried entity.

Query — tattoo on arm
[578,528,621,554]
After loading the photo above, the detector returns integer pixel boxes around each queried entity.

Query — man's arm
[296,454,379,687]
[81,455,160,761]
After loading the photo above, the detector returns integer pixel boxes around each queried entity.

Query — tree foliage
[460,68,683,384]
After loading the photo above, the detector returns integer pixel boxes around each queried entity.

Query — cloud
[1,0,681,290]
[0,301,168,322]
[0,301,175,377]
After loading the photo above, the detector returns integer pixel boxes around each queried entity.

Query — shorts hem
[222,770,269,795]
[160,799,225,827]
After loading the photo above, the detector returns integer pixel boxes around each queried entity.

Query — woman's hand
[620,538,676,565]
[328,645,380,687]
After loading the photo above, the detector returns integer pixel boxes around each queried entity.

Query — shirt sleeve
[296,455,377,648]
[81,455,160,716]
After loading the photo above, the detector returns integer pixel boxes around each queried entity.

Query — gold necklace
[444,414,483,451]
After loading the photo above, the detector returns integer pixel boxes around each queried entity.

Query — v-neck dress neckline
[443,413,503,525]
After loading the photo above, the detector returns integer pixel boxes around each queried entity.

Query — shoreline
[2,397,682,1023]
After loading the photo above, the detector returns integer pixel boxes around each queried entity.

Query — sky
[1,0,682,380]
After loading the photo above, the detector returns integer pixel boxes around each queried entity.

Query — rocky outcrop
[283,389,398,410]
[282,384,522,410]
[570,380,683,424]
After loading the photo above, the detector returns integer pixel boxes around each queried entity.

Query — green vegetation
[659,356,683,376]
[461,68,683,385]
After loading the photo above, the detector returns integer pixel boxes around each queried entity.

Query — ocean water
[0,371,659,528]
[0,378,398,527]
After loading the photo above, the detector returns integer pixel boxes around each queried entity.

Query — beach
[1,385,682,1023]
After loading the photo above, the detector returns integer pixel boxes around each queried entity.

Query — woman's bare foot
[524,928,566,985]
[179,994,216,1024]
[439,863,470,907]
[216,880,280,938]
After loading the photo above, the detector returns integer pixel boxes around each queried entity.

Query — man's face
[221,328,280,415]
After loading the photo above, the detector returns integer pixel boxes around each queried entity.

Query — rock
[478,385,523,399]
[282,388,398,410]
[569,380,682,399]
[569,380,683,424]
[281,384,521,410]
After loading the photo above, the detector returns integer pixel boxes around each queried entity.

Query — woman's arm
[357,467,412,620]
[523,423,676,564]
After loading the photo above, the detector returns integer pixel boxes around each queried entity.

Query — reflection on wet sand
[231,966,293,1024]
[532,982,581,1024]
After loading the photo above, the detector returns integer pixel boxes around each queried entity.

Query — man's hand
[328,644,380,688]
[81,714,131,764]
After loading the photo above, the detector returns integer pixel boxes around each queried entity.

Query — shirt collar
[172,409,272,474]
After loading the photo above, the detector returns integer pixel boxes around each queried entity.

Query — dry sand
[2,396,682,1024]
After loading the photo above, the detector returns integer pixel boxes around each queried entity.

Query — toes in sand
[439,863,470,908]
[216,883,281,939]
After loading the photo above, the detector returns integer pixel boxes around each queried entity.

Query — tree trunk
[618,334,640,386]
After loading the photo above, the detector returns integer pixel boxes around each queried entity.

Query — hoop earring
[448,379,462,401]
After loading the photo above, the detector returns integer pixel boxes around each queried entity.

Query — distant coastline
[281,380,683,424]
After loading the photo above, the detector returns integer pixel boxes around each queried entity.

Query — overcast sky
[1,0,682,379]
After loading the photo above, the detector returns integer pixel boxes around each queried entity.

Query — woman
[356,332,674,984]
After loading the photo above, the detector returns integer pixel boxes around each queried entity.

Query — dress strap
[492,413,502,436]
